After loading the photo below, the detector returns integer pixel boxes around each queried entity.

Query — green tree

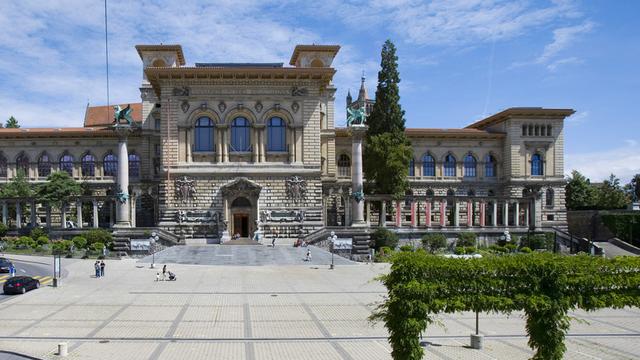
[0,171,33,198]
[596,174,629,209]
[84,229,113,249]
[5,116,19,128]
[421,233,447,253]
[363,40,413,200]
[565,170,596,210]
[371,227,399,251]
[36,171,82,208]
[625,173,640,202]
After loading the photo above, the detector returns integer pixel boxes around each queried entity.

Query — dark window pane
[531,154,543,176]
[194,117,214,152]
[422,154,435,176]
[104,154,118,177]
[129,154,140,178]
[267,117,286,152]
[59,155,74,176]
[444,155,456,177]
[464,154,476,177]
[82,154,95,177]
[231,117,251,152]
[38,154,51,177]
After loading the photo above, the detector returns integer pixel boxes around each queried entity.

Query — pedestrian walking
[155,272,160,282]
[9,263,16,277]
[271,235,276,248]
[94,261,100,278]
[305,249,311,262]
[100,261,105,277]
[162,264,167,280]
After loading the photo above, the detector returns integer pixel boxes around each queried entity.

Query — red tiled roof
[0,127,116,138]
[84,103,143,127]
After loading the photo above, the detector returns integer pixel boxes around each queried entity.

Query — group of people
[156,264,176,281]
[93,261,105,278]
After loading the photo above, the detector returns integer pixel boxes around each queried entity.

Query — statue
[113,104,134,126]
[351,185,365,203]
[346,107,366,127]
[175,176,196,203]
[286,175,307,202]
[252,220,263,243]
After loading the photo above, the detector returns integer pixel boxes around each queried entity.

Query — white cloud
[546,57,583,71]
[565,141,640,183]
[537,21,594,63]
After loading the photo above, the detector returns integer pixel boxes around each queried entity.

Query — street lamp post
[149,232,159,269]
[328,231,337,270]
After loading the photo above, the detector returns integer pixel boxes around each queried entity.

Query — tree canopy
[565,171,631,210]
[0,171,33,198]
[5,116,19,128]
[565,170,596,210]
[363,40,413,197]
[625,173,640,202]
[596,174,629,209]
[37,171,82,208]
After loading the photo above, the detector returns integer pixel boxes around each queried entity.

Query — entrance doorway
[233,213,249,237]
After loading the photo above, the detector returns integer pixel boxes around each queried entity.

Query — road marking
[19,269,26,273]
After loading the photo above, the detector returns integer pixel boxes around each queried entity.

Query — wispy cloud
[566,140,640,183]
[537,21,594,63]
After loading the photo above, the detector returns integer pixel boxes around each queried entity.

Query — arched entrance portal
[230,197,253,238]
[220,177,262,240]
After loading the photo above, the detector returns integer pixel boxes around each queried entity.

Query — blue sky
[0,0,638,182]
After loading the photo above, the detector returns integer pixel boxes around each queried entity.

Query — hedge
[602,213,640,246]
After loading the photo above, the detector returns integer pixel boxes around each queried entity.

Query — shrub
[84,229,113,248]
[380,246,393,256]
[91,242,105,254]
[399,245,413,252]
[0,223,8,238]
[489,245,508,253]
[421,234,447,253]
[520,234,553,250]
[371,227,399,251]
[72,236,87,250]
[14,236,35,249]
[454,246,465,255]
[456,232,476,247]
[520,246,532,253]
[464,246,476,254]
[35,236,49,246]
[51,240,73,255]
[505,244,517,253]
[34,245,44,252]
[30,227,47,241]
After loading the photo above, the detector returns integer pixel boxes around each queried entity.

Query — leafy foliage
[72,236,88,250]
[625,173,640,202]
[84,229,113,249]
[421,233,447,253]
[371,227,399,251]
[5,116,19,128]
[456,232,477,247]
[565,170,597,210]
[36,171,82,208]
[14,236,35,249]
[0,171,33,198]
[372,252,640,360]
[52,240,73,255]
[91,241,105,253]
[519,233,554,250]
[601,213,640,246]
[0,223,7,238]
[35,236,49,246]
[595,174,629,209]
[30,227,47,241]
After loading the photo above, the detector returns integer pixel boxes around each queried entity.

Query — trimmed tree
[37,171,82,208]
[5,116,19,128]
[596,174,629,209]
[364,40,413,223]
[565,170,596,210]
[0,171,33,198]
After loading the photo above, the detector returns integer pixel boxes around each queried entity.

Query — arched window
[267,117,286,152]
[337,154,351,177]
[194,117,215,152]
[546,188,555,207]
[0,154,7,177]
[531,153,543,176]
[129,154,140,178]
[422,154,435,176]
[59,154,74,176]
[463,154,477,177]
[38,154,51,178]
[16,153,29,176]
[82,154,95,177]
[484,154,496,177]
[443,154,456,177]
[231,117,251,152]
[408,158,415,176]
[103,153,118,177]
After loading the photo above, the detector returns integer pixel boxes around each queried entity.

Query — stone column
[76,200,83,229]
[216,128,223,163]
[344,196,350,228]
[440,200,447,227]
[109,201,115,227]
[46,206,51,228]
[395,201,402,227]
[15,202,22,229]
[479,201,486,227]
[467,201,473,227]
[350,125,367,226]
[252,127,259,163]
[425,201,431,227]
[30,200,37,227]
[411,201,417,227]
[454,201,460,227]
[365,200,371,225]
[259,126,266,163]
[114,128,132,228]
[130,194,136,228]
[294,126,303,163]
[503,201,509,227]
[524,202,530,228]
[220,125,229,163]
[492,202,497,227]
[515,202,520,227]
[186,128,192,163]
[92,200,99,228]
[1,201,7,226]
[61,203,67,229]
[289,128,296,163]
[379,200,386,227]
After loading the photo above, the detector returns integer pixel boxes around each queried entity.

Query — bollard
[470,334,484,350]
[57,342,68,357]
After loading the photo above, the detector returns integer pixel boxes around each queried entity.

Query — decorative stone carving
[254,101,263,113]
[175,176,197,203]
[220,177,262,198]
[176,210,220,224]
[274,103,281,111]
[286,175,307,202]
[200,102,207,110]
[115,185,129,204]
[218,101,227,113]
[172,86,190,96]
[261,209,305,222]
[291,101,299,113]
[291,86,308,96]
[181,100,190,113]
[351,185,365,203]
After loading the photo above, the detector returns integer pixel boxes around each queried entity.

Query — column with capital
[395,201,402,227]
[425,201,431,227]
[350,125,367,226]
[467,201,473,227]
[92,200,99,228]
[411,201,416,227]
[515,202,520,227]
[492,202,498,227]
[15,202,22,229]
[76,200,83,229]
[113,126,133,228]
[479,201,486,227]
[503,201,509,227]
[440,200,447,227]
[454,201,460,227]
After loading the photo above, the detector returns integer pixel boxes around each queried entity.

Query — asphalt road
[0,256,57,303]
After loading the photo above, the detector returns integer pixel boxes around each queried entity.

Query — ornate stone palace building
[0,43,574,248]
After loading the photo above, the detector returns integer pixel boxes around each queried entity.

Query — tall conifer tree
[5,116,19,128]
[363,40,413,197]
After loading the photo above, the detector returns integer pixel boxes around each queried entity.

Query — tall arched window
[484,154,496,177]
[16,153,29,176]
[38,154,51,178]
[231,117,251,152]
[194,117,215,152]
[422,154,435,176]
[337,154,351,177]
[463,154,477,177]
[267,117,286,152]
[531,153,543,176]
[82,154,95,177]
[408,158,415,176]
[103,153,118,177]
[0,154,7,177]
[129,154,140,178]
[443,154,456,177]
[59,154,74,176]
[546,188,555,207]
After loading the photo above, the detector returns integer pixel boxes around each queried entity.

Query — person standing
[305,249,311,262]
[94,261,100,278]
[9,263,16,277]
[100,261,105,277]
[271,235,276,248]
[162,264,167,280]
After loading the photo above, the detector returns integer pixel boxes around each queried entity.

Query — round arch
[224,106,258,126]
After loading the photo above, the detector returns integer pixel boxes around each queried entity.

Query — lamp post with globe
[149,232,159,269]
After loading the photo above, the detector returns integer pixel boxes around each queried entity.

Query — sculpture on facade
[351,185,365,203]
[115,185,129,204]
[286,175,307,202]
[291,86,308,96]
[113,104,134,126]
[172,86,190,96]
[175,176,196,203]
[346,107,366,126]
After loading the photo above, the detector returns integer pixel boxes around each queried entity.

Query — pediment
[220,177,262,198]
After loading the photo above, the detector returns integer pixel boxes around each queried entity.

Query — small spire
[358,71,368,102]
[346,89,353,108]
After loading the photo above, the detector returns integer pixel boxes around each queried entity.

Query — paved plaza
[0,250,638,359]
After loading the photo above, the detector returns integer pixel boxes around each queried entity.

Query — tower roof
[357,74,368,102]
